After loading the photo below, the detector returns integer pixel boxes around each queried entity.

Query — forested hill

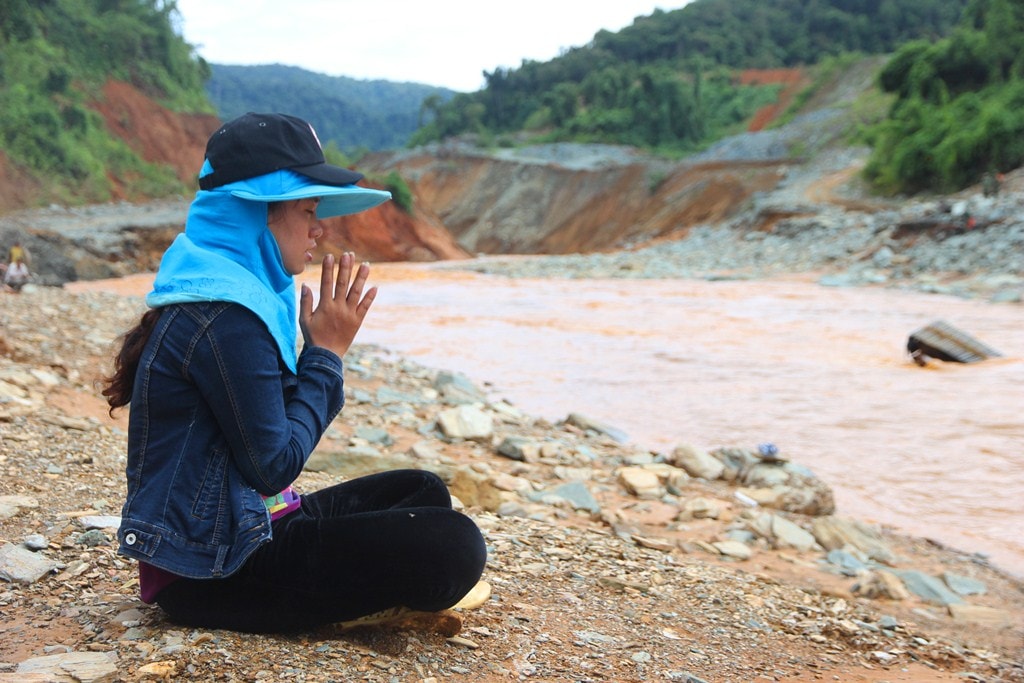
[410,0,1024,196]
[205,65,455,153]
[413,0,971,151]
[0,0,215,208]
[591,0,969,67]
[2,0,1019,210]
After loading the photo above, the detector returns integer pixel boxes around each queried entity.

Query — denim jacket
[117,301,345,579]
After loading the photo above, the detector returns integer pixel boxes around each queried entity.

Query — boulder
[740,462,834,516]
[811,516,895,565]
[667,444,724,480]
[617,467,663,499]
[437,405,494,442]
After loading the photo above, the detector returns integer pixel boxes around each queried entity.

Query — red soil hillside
[90,80,220,189]
[1,81,467,263]
[740,68,809,132]
[320,199,470,262]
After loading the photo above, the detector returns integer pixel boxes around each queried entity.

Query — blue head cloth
[147,163,391,372]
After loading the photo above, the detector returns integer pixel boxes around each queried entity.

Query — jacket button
[124,533,137,545]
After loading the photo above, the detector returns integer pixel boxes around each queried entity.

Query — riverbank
[1,285,1022,682]
[441,159,1024,305]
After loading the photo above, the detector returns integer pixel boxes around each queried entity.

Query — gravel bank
[447,160,1024,304]
[2,286,1022,681]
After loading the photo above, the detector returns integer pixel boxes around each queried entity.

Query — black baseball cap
[198,112,363,190]
[196,112,391,218]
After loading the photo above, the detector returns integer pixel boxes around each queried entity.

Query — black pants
[155,470,487,633]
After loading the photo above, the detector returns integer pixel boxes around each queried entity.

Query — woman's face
[267,198,323,275]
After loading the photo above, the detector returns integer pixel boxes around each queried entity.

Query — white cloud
[173,0,686,91]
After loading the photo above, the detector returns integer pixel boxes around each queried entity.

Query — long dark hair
[103,202,283,414]
[102,308,162,415]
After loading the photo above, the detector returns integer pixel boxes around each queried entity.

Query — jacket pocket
[190,443,229,529]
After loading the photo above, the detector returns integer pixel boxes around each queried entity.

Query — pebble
[22,534,48,551]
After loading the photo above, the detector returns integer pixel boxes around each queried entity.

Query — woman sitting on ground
[103,112,487,634]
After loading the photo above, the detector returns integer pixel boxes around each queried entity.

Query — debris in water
[907,320,1002,366]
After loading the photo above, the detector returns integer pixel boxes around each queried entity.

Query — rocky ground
[1,285,1022,682]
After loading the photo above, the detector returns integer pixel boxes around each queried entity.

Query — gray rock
[496,501,529,517]
[891,570,964,606]
[75,529,110,547]
[349,388,373,403]
[942,572,987,596]
[825,548,867,576]
[23,534,48,551]
[872,245,895,268]
[347,444,384,458]
[16,651,118,683]
[354,426,394,446]
[769,514,817,551]
[708,447,758,482]
[990,288,1022,303]
[712,540,753,560]
[437,405,494,441]
[496,436,539,462]
[541,481,601,514]
[434,370,487,404]
[0,542,60,583]
[740,462,835,516]
[375,386,430,405]
[725,529,757,544]
[407,440,443,460]
[811,516,895,564]
[665,673,711,683]
[878,615,900,630]
[78,515,122,530]
[564,413,629,443]
[667,444,724,480]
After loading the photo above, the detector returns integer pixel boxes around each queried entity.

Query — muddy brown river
[71,263,1024,577]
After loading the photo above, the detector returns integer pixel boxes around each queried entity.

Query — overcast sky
[172,0,691,92]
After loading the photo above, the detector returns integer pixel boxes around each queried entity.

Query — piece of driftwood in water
[907,320,1003,366]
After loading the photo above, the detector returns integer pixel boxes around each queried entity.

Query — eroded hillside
[363,147,792,254]
[0,81,467,281]
[3,62,888,276]
[360,65,882,256]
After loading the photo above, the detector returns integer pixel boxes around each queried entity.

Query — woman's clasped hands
[299,251,376,358]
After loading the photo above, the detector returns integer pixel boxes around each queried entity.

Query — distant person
[8,240,30,268]
[102,112,487,634]
[3,258,30,292]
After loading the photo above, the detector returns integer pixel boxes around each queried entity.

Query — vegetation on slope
[863,0,1024,194]
[2,0,1018,207]
[0,0,212,204]
[410,0,970,156]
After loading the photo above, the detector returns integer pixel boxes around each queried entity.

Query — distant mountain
[205,64,456,152]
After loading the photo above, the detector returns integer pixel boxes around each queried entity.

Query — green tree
[410,0,970,153]
[0,0,212,204]
[865,0,1024,193]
